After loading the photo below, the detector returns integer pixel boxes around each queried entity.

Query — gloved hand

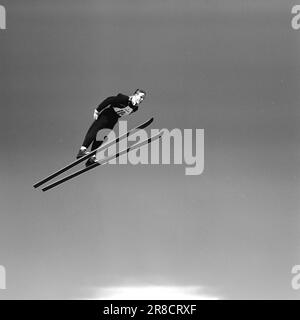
[93,109,100,120]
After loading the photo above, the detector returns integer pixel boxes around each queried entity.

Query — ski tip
[139,117,154,129]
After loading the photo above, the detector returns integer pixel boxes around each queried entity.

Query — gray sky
[0,0,300,299]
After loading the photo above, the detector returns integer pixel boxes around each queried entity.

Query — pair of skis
[34,117,162,192]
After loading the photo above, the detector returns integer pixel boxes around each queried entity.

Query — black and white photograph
[0,0,300,303]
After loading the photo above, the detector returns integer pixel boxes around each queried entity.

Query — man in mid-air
[76,89,146,166]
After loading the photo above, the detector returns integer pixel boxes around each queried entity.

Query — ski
[33,117,154,188]
[41,131,163,192]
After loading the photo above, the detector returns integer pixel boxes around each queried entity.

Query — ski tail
[33,117,154,188]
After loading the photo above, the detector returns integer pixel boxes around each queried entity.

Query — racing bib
[113,106,134,116]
